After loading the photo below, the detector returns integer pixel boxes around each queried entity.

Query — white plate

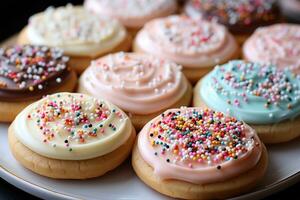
[1,123,300,200]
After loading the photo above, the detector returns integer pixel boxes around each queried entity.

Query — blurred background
[0,0,83,41]
[0,0,300,199]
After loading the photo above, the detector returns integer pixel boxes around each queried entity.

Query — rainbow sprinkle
[0,45,68,90]
[213,61,300,109]
[148,108,256,169]
[28,94,125,150]
[190,0,277,26]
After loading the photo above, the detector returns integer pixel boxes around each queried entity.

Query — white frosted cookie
[9,92,136,179]
[18,5,132,73]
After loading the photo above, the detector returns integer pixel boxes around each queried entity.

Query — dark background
[0,0,299,199]
[0,0,83,41]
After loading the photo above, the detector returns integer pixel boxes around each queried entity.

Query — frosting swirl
[84,0,177,28]
[199,60,300,124]
[13,93,133,160]
[243,24,300,74]
[185,0,279,34]
[0,45,71,102]
[26,5,127,57]
[134,15,238,68]
[138,108,262,184]
[79,52,189,115]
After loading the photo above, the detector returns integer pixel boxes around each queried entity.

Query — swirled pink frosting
[79,52,189,115]
[84,0,177,28]
[138,108,262,184]
[135,15,238,68]
[243,24,300,74]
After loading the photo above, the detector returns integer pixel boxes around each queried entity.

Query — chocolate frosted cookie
[184,0,279,43]
[279,0,300,23]
[0,45,77,122]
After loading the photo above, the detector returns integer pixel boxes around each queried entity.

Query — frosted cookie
[194,60,300,143]
[17,4,131,73]
[9,92,135,179]
[0,45,76,122]
[184,0,279,44]
[84,0,177,35]
[243,24,300,74]
[133,15,239,83]
[78,52,192,130]
[132,107,267,199]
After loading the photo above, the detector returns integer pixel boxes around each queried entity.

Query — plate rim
[1,163,300,200]
[0,166,78,200]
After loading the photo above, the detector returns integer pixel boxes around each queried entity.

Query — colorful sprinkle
[146,15,225,55]
[27,94,125,151]
[148,108,255,168]
[189,0,277,27]
[213,61,300,109]
[0,45,68,91]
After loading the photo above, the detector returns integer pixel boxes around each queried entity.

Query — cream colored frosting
[135,15,238,68]
[13,92,133,160]
[84,0,177,28]
[79,52,189,115]
[138,108,262,184]
[243,24,300,74]
[26,5,127,57]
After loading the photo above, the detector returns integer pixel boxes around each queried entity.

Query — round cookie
[184,0,280,44]
[84,0,178,36]
[133,15,239,83]
[194,60,300,144]
[9,92,136,179]
[279,0,300,23]
[132,108,267,199]
[243,24,300,74]
[78,52,192,130]
[17,4,131,74]
[0,45,77,122]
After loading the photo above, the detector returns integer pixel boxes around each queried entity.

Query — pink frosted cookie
[84,0,177,33]
[243,24,300,74]
[132,108,267,199]
[133,15,239,83]
[78,52,192,129]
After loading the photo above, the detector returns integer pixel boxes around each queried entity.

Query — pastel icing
[13,93,133,160]
[243,24,300,74]
[138,108,262,184]
[199,60,300,124]
[79,52,189,115]
[135,15,238,68]
[84,0,177,28]
[26,5,127,57]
